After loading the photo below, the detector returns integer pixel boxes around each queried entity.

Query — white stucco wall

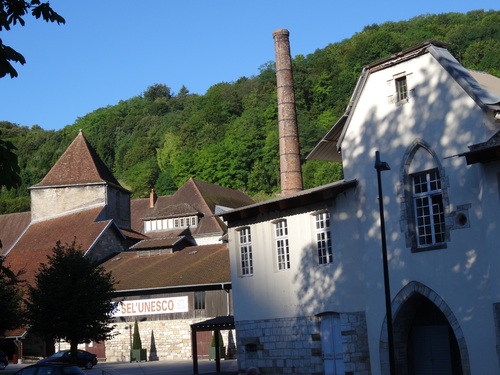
[340,52,500,374]
[228,49,500,374]
[228,187,364,322]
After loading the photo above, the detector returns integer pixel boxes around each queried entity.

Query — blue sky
[1,1,499,130]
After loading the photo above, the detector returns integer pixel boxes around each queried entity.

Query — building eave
[113,282,232,298]
[220,179,357,222]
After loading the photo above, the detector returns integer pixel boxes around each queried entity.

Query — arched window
[400,140,449,252]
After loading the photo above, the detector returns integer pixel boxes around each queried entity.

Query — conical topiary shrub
[133,319,142,349]
[209,331,225,360]
[130,320,147,362]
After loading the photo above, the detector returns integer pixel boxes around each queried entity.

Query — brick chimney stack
[273,29,303,196]
[150,188,157,208]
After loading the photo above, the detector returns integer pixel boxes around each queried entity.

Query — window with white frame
[412,169,445,247]
[144,215,198,233]
[275,220,290,270]
[396,76,408,102]
[238,227,253,276]
[315,212,333,265]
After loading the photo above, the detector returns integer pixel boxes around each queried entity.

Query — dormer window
[144,215,198,233]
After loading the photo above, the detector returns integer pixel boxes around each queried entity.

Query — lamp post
[374,151,395,375]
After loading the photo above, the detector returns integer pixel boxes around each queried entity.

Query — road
[6,359,239,375]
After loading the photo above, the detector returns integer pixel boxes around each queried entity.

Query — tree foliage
[26,241,117,359]
[0,0,65,78]
[0,256,24,336]
[0,131,21,188]
[0,10,499,211]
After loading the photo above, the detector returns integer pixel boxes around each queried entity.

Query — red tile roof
[35,131,122,188]
[131,236,186,250]
[0,211,30,255]
[4,207,110,287]
[130,178,255,238]
[186,178,255,213]
[103,244,231,291]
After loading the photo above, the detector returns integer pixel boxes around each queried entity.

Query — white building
[221,41,500,374]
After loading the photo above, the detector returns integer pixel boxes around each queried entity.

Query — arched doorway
[406,297,461,374]
[380,281,470,375]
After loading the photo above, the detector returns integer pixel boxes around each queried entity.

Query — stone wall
[31,185,106,222]
[342,312,371,375]
[106,319,231,362]
[235,316,324,375]
[235,313,370,375]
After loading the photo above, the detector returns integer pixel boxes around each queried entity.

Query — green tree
[143,83,171,101]
[26,240,117,363]
[0,133,21,188]
[0,256,24,336]
[1,0,65,78]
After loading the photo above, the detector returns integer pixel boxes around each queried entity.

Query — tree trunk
[69,341,79,365]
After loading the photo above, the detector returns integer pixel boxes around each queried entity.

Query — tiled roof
[142,202,198,219]
[130,178,255,238]
[120,228,149,241]
[4,207,110,287]
[131,236,186,250]
[103,244,231,291]
[181,178,255,214]
[35,131,122,188]
[0,211,30,254]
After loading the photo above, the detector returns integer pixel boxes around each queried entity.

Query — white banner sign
[114,296,189,317]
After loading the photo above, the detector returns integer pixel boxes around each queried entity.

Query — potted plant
[130,320,147,362]
[208,331,225,360]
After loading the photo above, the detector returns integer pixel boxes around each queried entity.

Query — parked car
[0,349,8,370]
[38,350,97,369]
[14,363,85,375]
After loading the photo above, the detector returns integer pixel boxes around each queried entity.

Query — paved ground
[4,359,239,375]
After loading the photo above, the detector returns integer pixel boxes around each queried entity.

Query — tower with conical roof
[29,130,131,229]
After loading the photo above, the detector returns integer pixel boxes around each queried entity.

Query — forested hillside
[1,10,499,214]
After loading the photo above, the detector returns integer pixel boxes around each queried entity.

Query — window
[275,220,290,270]
[400,142,449,251]
[239,227,253,276]
[315,212,333,264]
[413,169,445,247]
[194,291,205,310]
[396,76,408,102]
[151,220,158,231]
[145,215,198,233]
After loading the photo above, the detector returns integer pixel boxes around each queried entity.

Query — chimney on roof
[273,29,303,196]
[150,188,157,208]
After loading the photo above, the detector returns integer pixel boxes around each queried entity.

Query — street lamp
[374,151,395,375]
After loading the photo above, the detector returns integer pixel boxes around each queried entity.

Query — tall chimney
[149,188,157,208]
[273,29,303,196]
